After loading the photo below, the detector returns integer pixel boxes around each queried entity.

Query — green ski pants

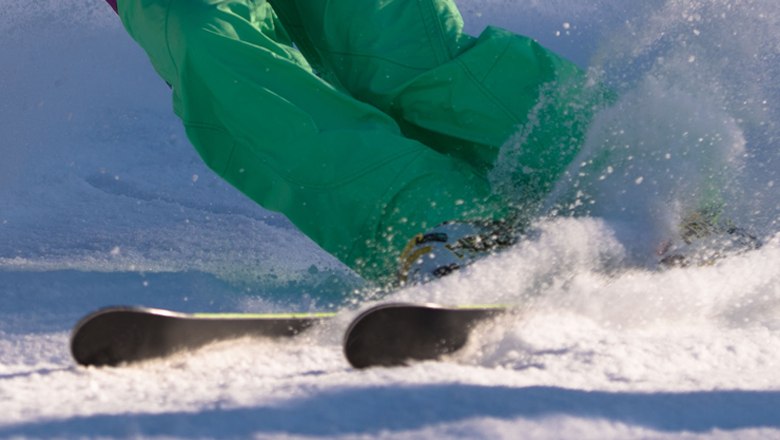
[117,0,597,282]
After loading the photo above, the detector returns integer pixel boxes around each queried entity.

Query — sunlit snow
[1,0,779,438]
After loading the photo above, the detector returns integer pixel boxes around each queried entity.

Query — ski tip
[342,302,506,369]
[70,306,170,367]
[70,305,334,367]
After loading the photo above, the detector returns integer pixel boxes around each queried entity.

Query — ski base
[70,307,333,367]
[343,303,505,369]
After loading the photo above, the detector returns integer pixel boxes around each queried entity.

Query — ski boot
[397,220,518,286]
[658,207,762,267]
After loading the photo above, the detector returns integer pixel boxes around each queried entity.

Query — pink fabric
[106,0,117,13]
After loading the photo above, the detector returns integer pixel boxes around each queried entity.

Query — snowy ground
[2,0,780,438]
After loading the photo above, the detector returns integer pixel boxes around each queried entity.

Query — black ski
[343,303,505,369]
[71,306,334,367]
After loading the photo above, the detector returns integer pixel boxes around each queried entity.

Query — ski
[343,303,506,369]
[71,306,334,367]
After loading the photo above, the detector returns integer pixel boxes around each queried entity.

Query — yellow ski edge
[190,311,337,320]
[452,304,507,310]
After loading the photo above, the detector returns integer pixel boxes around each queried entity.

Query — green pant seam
[428,0,454,60]
[163,0,180,77]
[416,0,449,64]
[221,139,238,178]
[454,43,523,125]
[345,149,427,265]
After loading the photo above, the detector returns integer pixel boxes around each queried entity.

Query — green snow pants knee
[116,0,599,283]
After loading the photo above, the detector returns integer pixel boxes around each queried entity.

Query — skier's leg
[116,0,504,282]
[276,0,604,207]
[266,0,473,99]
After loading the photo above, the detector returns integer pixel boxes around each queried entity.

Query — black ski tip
[71,306,329,367]
[343,303,504,369]
[70,306,172,367]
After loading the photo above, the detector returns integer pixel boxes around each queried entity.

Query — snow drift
[1,0,779,438]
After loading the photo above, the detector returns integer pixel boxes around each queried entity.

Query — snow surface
[2,0,780,438]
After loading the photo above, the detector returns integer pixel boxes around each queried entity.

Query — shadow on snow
[3,385,780,437]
